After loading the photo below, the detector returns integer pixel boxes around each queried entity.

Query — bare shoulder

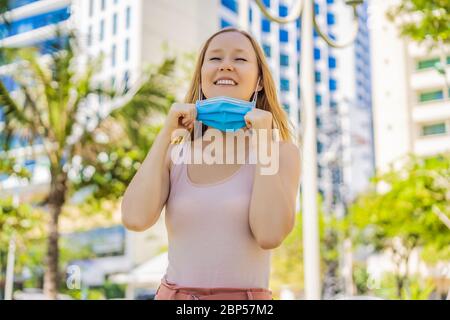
[279,141,300,162]
[277,141,301,179]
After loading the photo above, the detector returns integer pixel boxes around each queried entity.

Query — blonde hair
[184,27,295,142]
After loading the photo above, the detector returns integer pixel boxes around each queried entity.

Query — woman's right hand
[164,102,197,133]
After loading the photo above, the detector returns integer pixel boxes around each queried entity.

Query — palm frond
[0,79,35,150]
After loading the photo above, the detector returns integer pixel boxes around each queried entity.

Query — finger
[244,115,252,128]
[183,119,193,127]
[179,111,188,121]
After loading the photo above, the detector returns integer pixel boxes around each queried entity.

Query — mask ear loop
[252,77,260,106]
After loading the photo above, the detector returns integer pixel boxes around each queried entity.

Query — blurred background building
[369,0,450,172]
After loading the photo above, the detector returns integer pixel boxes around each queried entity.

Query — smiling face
[201,31,262,101]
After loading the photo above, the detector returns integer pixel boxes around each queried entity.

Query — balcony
[410,67,450,92]
[412,99,450,123]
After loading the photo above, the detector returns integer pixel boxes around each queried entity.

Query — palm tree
[0,32,175,299]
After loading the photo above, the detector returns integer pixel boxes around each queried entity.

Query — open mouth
[214,79,237,86]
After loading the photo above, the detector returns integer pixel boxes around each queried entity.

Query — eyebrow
[208,48,248,54]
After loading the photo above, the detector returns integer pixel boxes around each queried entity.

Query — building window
[417,57,440,70]
[280,54,289,66]
[330,100,337,109]
[296,39,301,52]
[221,0,238,13]
[126,6,131,29]
[313,29,319,38]
[421,123,447,136]
[279,4,288,17]
[283,103,290,113]
[113,13,117,35]
[328,56,336,69]
[314,47,321,60]
[0,7,71,40]
[249,7,252,22]
[327,0,334,4]
[297,62,300,75]
[125,38,129,61]
[279,29,288,42]
[263,44,271,58]
[329,78,337,91]
[123,70,130,92]
[100,19,104,41]
[87,25,92,46]
[419,90,443,103]
[280,78,290,91]
[297,86,301,99]
[314,3,319,14]
[263,0,270,7]
[315,71,321,83]
[221,18,232,28]
[7,0,41,10]
[111,76,115,88]
[262,18,271,32]
[111,44,116,66]
[327,13,335,25]
[89,0,94,17]
[315,94,322,106]
[101,0,106,11]
[316,117,322,128]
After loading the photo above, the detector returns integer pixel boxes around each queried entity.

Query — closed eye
[209,57,221,61]
[236,58,247,61]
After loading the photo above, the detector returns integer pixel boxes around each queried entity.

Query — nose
[219,60,234,71]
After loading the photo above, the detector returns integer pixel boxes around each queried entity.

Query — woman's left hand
[244,109,273,130]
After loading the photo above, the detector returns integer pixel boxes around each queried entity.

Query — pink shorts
[154,276,273,300]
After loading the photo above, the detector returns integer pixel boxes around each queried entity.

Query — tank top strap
[169,142,191,186]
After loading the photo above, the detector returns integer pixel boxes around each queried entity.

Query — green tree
[347,154,450,298]
[387,0,450,49]
[0,33,176,298]
[0,196,46,298]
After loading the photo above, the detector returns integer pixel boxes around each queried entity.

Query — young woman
[121,27,301,300]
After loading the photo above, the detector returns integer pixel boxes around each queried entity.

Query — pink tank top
[163,142,271,289]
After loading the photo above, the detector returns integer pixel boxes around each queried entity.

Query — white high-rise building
[369,0,450,171]
[71,0,220,111]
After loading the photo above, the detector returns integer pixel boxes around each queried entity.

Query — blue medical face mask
[195,78,260,132]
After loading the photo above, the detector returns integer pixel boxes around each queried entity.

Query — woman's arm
[121,128,173,231]
[249,137,301,249]
[121,103,196,231]
[244,109,301,249]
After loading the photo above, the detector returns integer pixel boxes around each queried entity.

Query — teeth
[216,79,236,85]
